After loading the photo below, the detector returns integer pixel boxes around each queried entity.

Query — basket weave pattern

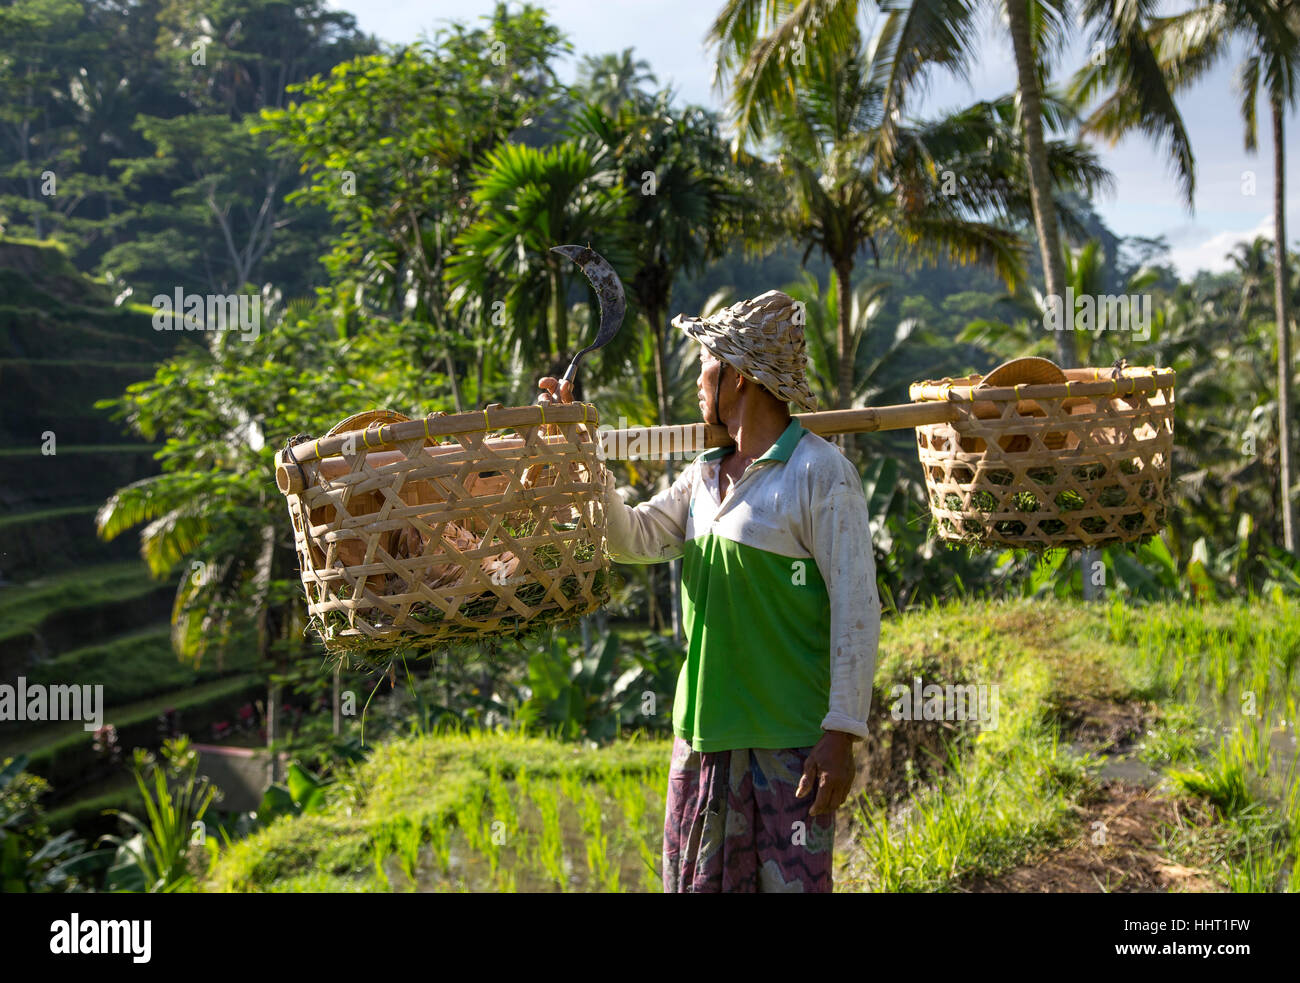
[910,366,1175,550]
[282,405,609,653]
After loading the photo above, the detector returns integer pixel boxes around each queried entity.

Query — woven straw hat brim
[672,292,818,413]
[976,356,1068,389]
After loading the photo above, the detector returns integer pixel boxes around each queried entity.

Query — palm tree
[767,27,1109,411]
[444,139,633,365]
[576,48,659,115]
[708,0,1191,373]
[782,269,936,410]
[569,91,748,429]
[960,238,1166,369]
[1070,0,1300,552]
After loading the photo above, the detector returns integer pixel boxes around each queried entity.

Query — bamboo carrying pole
[273,367,1170,494]
[273,400,961,495]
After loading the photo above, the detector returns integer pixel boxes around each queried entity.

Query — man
[540,289,880,892]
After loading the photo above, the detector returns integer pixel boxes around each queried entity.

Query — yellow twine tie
[313,439,321,461]
[361,428,373,449]
[484,407,491,432]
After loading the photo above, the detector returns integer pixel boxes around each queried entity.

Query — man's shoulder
[789,429,865,498]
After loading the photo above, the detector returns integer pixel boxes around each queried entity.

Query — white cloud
[1164,214,1275,278]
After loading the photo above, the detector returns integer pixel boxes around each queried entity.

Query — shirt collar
[696,417,805,466]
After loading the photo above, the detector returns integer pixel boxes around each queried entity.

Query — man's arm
[796,467,880,815]
[808,472,881,740]
[601,465,693,564]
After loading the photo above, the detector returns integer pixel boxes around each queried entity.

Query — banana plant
[515,633,680,742]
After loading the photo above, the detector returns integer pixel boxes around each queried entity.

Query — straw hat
[671,289,818,413]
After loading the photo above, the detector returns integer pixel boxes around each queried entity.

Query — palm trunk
[444,350,465,412]
[1006,0,1098,597]
[834,259,854,409]
[650,303,670,429]
[266,677,281,783]
[551,266,568,358]
[332,664,341,737]
[1273,98,1296,553]
[649,301,683,641]
[1006,0,1070,369]
[833,258,855,456]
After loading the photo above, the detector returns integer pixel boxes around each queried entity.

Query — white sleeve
[807,465,881,739]
[600,464,694,564]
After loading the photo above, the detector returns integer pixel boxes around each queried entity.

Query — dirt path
[955,778,1221,893]
[955,696,1223,893]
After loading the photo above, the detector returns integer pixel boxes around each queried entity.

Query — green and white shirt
[601,419,880,752]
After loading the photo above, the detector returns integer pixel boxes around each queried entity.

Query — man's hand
[538,376,574,404]
[796,730,857,817]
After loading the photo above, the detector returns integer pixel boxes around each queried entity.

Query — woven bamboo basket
[908,362,1175,550]
[274,402,609,654]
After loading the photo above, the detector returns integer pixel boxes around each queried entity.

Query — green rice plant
[481,765,513,877]
[576,785,619,892]
[1283,755,1300,844]
[526,781,567,890]
[1167,734,1256,818]
[852,714,1082,892]
[558,770,583,807]
[456,788,486,860]
[394,814,423,889]
[1225,830,1289,892]
[1137,703,1213,767]
[369,819,395,891]
[425,816,452,877]
[487,764,513,825]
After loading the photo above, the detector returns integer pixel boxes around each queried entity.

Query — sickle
[550,244,626,388]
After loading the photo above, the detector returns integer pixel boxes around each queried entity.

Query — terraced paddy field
[202,596,1300,893]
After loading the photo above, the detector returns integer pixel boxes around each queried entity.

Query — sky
[329,0,1300,279]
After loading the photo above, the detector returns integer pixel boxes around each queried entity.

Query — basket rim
[281,401,600,467]
[909,364,1174,404]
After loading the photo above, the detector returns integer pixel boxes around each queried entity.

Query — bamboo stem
[274,401,959,493]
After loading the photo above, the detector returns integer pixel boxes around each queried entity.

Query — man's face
[697,346,729,423]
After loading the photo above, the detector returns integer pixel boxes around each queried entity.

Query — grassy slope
[200,595,1300,893]
[0,562,164,646]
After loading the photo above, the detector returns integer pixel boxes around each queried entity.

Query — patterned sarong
[662,735,835,892]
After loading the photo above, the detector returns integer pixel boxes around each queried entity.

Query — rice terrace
[1,0,1298,950]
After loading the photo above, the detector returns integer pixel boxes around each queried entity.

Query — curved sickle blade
[551,244,626,384]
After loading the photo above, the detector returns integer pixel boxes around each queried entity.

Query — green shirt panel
[673,531,831,752]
